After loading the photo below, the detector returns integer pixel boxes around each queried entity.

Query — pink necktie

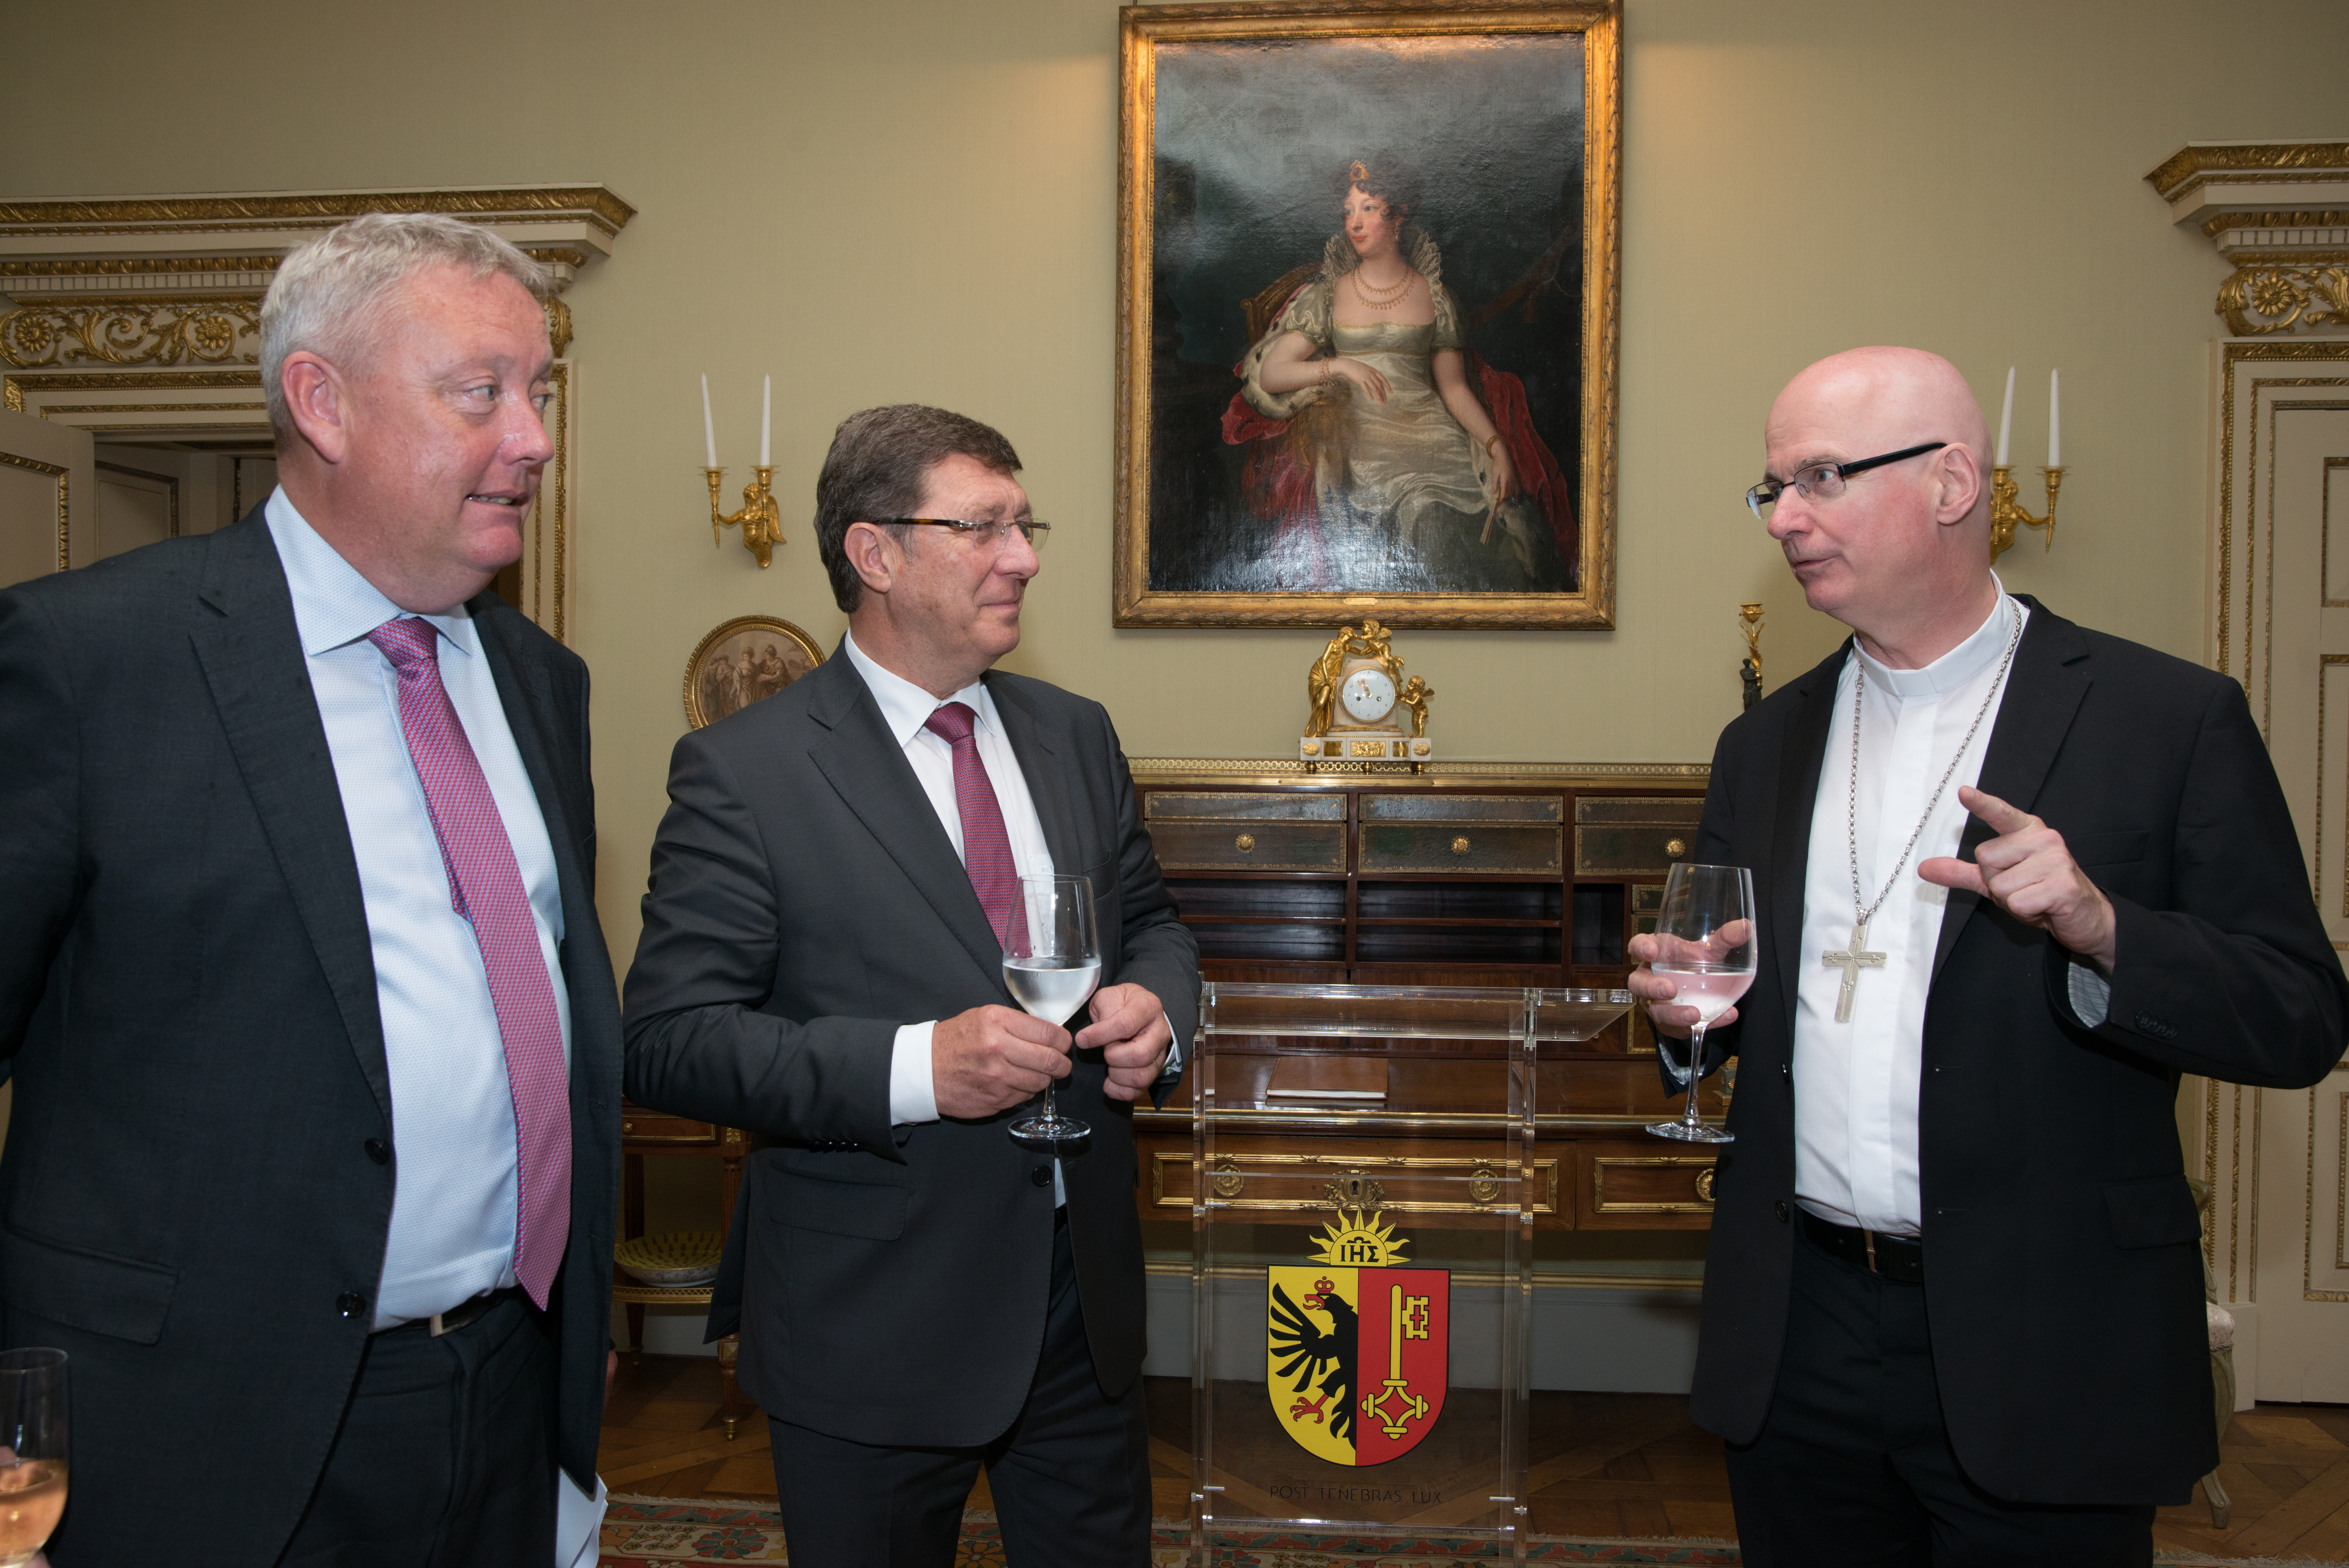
[366,617,571,1310]
[923,702,1028,951]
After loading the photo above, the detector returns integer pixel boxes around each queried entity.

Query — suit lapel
[1928,598,2092,986]
[1770,643,1847,1039]
[803,653,1010,989]
[187,510,392,1120]
[987,674,1084,878]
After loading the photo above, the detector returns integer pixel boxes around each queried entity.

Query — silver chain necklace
[1820,602,2023,1023]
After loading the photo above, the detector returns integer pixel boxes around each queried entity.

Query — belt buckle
[1862,1230,1879,1274]
[429,1311,452,1337]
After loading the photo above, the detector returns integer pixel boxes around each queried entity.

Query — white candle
[701,374,717,469]
[2047,368,2061,468]
[1996,366,2015,467]
[761,374,772,468]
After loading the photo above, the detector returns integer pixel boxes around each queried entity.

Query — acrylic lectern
[1185,982,1633,1565]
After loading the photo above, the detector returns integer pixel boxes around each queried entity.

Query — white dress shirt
[840,629,1058,1128]
[266,490,572,1329]
[1792,587,2026,1237]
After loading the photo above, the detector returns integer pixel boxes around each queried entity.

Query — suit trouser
[769,1212,1153,1567]
[279,1293,557,1567]
[1723,1216,2152,1567]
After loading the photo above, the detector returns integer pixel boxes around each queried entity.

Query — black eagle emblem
[1268,1279,1357,1444]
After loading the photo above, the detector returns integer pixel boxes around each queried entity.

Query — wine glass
[0,1349,67,1568]
[1644,863,1757,1144]
[1005,873,1101,1149]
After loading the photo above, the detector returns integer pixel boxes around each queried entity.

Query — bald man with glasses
[1627,347,2345,1565]
[623,404,1198,1567]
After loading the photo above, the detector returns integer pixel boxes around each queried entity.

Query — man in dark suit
[624,403,1199,1567]
[0,213,621,1566]
[1631,346,2347,1565]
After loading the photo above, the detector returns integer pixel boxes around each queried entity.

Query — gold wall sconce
[1988,365,2063,563]
[701,373,786,568]
[1737,601,1764,711]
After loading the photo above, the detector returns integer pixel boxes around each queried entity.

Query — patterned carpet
[595,1497,2345,1565]
[595,1499,1746,1564]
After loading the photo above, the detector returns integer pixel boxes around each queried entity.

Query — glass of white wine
[0,1349,66,1568]
[1005,873,1101,1150]
[1644,862,1756,1144]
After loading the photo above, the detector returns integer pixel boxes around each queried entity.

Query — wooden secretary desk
[1128,760,1728,1231]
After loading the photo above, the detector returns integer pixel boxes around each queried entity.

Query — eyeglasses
[1743,442,1949,520]
[875,517,1051,552]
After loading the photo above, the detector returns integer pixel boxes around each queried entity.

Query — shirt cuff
[1155,1009,1184,1084]
[2066,959,2113,1027]
[890,1021,940,1126]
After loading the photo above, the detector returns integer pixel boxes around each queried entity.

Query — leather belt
[380,1285,531,1338]
[1801,1210,1925,1284]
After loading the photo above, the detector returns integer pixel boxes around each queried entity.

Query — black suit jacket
[0,509,623,1565]
[1686,597,2347,1505]
[622,645,1200,1448]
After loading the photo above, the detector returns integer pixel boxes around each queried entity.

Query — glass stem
[1681,1023,1709,1132]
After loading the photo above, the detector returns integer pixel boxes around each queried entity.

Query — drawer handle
[1666,838,1687,858]
[1451,836,1470,856]
[1469,1164,1501,1205]
[622,1121,634,1133]
[1694,1168,1716,1203]
[1235,833,1256,853]
[1212,1158,1244,1198]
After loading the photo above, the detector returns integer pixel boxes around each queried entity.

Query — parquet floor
[599,1354,2349,1558]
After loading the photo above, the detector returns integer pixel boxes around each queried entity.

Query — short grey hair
[814,405,1022,612]
[260,211,548,437]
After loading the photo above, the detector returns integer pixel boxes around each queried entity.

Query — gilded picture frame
[682,614,825,730]
[1113,0,1621,629]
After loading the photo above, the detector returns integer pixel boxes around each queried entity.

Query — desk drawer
[1360,822,1560,874]
[1150,819,1346,871]
[1145,791,1345,823]
[1573,797,1704,877]
[1580,1146,1717,1229]
[620,1112,717,1145]
[1361,794,1563,825]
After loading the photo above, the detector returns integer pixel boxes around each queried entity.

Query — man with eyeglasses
[1628,347,2345,1564]
[623,403,1198,1566]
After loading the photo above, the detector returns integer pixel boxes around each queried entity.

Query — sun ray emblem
[1308,1207,1410,1268]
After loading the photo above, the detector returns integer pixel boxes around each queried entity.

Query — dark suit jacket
[0,508,623,1565]
[622,645,1200,1449]
[1686,597,2347,1505]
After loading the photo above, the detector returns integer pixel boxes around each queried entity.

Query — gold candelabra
[1988,465,2063,563]
[706,466,784,568]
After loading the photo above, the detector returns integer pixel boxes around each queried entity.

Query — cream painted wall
[8,0,2346,970]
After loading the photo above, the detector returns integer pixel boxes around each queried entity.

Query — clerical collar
[1852,575,2019,702]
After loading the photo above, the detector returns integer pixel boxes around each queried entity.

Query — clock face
[1340,668,1398,724]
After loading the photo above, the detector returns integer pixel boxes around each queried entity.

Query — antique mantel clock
[1301,620,1433,765]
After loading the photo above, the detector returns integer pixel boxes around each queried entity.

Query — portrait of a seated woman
[1220,158,1577,595]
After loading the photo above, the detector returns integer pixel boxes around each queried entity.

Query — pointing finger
[1956,785,2035,836]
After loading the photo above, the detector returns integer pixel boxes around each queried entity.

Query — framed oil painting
[683,614,825,729]
[1113,0,1620,629]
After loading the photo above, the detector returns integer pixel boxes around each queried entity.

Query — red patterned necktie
[366,616,571,1310]
[922,701,1028,951]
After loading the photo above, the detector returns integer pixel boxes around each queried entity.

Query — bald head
[1760,346,1998,668]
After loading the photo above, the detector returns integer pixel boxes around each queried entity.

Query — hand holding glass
[1005,873,1100,1149]
[1644,863,1756,1144]
[0,1350,66,1568]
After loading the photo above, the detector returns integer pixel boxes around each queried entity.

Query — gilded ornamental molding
[2148,141,2349,338]
[0,183,630,441]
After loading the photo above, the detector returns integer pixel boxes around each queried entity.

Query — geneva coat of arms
[1266,1207,1449,1466]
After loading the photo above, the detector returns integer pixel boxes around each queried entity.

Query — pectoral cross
[1821,919,1886,1023]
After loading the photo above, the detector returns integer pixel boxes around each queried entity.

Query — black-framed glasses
[1743,442,1949,520]
[875,517,1051,552]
